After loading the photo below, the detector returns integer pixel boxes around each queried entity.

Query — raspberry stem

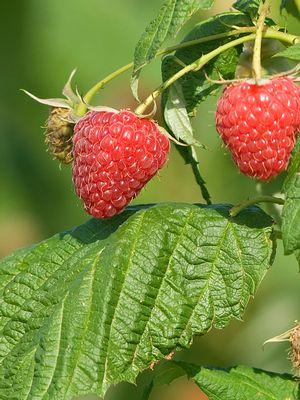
[252,0,271,81]
[135,28,299,115]
[229,195,284,217]
[76,27,257,116]
[76,26,299,117]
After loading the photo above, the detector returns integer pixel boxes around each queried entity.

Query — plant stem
[229,195,284,217]
[76,26,299,117]
[75,27,257,116]
[252,0,271,81]
[76,63,133,116]
[135,28,299,115]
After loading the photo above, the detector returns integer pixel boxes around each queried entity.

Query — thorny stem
[76,27,257,116]
[252,0,271,81]
[135,28,299,115]
[229,195,285,217]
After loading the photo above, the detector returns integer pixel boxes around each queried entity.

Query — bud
[45,108,74,164]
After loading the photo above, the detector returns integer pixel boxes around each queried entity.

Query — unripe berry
[46,107,74,164]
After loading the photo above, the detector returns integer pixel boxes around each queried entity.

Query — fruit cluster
[27,68,300,219]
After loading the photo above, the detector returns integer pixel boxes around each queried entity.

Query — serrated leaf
[143,362,299,400]
[190,365,299,399]
[233,0,260,17]
[131,0,205,99]
[161,12,251,114]
[282,137,300,255]
[0,203,274,399]
[273,43,300,60]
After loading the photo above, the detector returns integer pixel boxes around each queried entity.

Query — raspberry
[46,108,74,164]
[72,110,170,218]
[216,77,300,180]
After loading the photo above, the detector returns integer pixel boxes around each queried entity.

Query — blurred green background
[0,1,299,399]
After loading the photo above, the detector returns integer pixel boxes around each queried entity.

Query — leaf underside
[191,364,299,399]
[282,137,300,255]
[161,12,252,115]
[144,362,299,400]
[233,0,260,18]
[0,203,274,399]
[274,43,300,60]
[160,12,251,203]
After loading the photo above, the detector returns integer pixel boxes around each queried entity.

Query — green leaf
[296,250,300,270]
[280,0,300,20]
[190,364,299,399]
[0,203,274,399]
[176,144,212,204]
[162,77,210,202]
[282,137,300,255]
[198,0,215,8]
[143,362,299,400]
[283,137,300,193]
[164,80,200,146]
[131,0,202,99]
[161,12,250,197]
[282,173,300,255]
[233,0,260,17]
[273,43,300,60]
[142,361,187,399]
[163,80,212,202]
[161,12,251,114]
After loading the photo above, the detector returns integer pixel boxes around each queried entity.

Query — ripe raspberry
[72,110,170,218]
[216,77,300,180]
[46,107,74,164]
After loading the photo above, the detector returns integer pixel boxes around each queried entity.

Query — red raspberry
[216,77,300,180]
[72,110,170,218]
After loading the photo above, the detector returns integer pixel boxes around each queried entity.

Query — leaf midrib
[131,208,195,366]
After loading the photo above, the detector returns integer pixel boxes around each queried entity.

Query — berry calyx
[216,76,300,180]
[72,110,170,218]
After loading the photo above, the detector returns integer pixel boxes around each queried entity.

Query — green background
[0,1,299,399]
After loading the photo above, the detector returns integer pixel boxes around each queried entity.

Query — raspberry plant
[2,0,300,399]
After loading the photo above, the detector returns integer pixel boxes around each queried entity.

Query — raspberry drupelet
[216,77,300,180]
[72,110,170,218]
